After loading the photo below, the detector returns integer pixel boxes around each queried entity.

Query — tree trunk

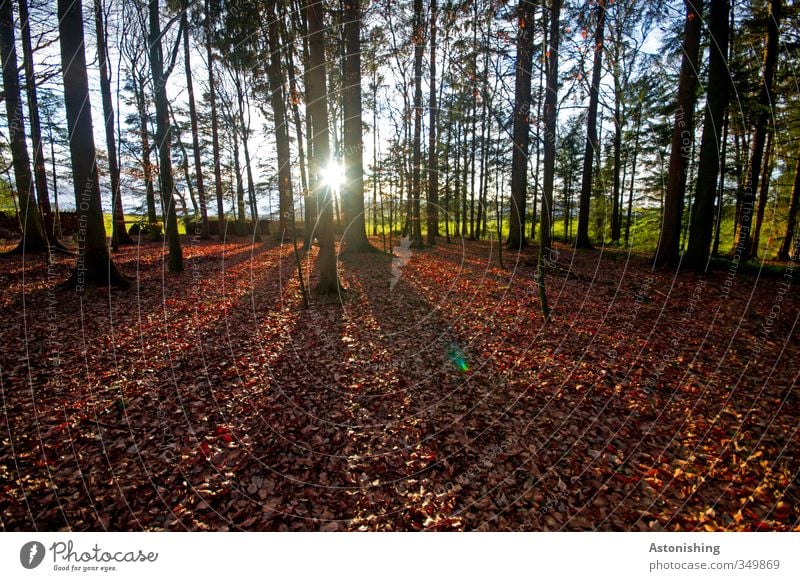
[751,131,773,257]
[778,155,800,261]
[507,0,535,249]
[0,0,49,255]
[57,0,129,288]
[340,0,374,253]
[267,3,294,241]
[306,0,340,294]
[426,0,439,245]
[625,113,641,247]
[575,0,606,249]
[734,0,781,260]
[182,1,210,239]
[148,0,183,272]
[653,0,702,267]
[684,0,730,270]
[19,0,59,245]
[92,0,133,250]
[410,0,424,248]
[234,68,260,241]
[134,77,158,227]
[205,0,226,239]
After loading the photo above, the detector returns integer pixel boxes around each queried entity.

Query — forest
[0,0,798,532]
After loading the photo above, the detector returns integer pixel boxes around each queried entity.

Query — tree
[19,0,62,246]
[205,0,226,239]
[507,0,536,250]
[734,0,781,261]
[147,0,183,272]
[341,0,376,253]
[94,0,134,249]
[182,0,210,239]
[684,0,731,271]
[653,0,702,267]
[409,0,424,248]
[575,0,606,249]
[426,0,439,245]
[538,0,562,322]
[0,0,49,255]
[778,154,800,261]
[57,0,129,288]
[306,0,340,295]
[264,1,294,243]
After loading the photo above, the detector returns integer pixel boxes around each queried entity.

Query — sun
[320,161,344,189]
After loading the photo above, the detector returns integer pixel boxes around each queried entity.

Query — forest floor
[1,235,798,531]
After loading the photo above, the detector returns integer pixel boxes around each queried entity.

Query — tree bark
[340,0,375,253]
[0,0,49,255]
[751,131,773,257]
[507,0,535,250]
[734,0,781,261]
[148,0,183,271]
[205,0,226,239]
[778,155,800,261]
[426,0,439,245]
[653,0,702,267]
[575,0,606,249]
[19,0,59,245]
[685,0,730,270]
[410,0,424,248]
[57,0,129,288]
[306,0,340,294]
[182,1,210,238]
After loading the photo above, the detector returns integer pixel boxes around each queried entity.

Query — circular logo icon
[20,541,45,569]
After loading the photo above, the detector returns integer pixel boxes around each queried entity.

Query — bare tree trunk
[410,0,424,248]
[205,0,226,239]
[653,0,702,267]
[507,1,535,249]
[93,0,132,250]
[0,0,49,255]
[575,0,606,249]
[306,0,340,294]
[57,0,129,287]
[340,0,375,253]
[751,131,773,257]
[148,0,183,272]
[685,0,731,270]
[734,0,781,260]
[778,154,800,261]
[182,0,210,239]
[19,0,59,246]
[426,0,439,245]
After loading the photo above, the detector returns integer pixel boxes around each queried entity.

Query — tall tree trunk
[734,0,780,261]
[685,0,731,270]
[19,0,59,245]
[611,57,622,243]
[653,0,702,267]
[341,0,374,253]
[426,0,439,245]
[711,109,729,257]
[205,0,225,239]
[234,68,260,241]
[134,77,158,226]
[507,0,535,250]
[625,113,641,247]
[182,0,210,239]
[0,0,48,255]
[56,0,128,287]
[778,155,800,261]
[751,131,773,257]
[538,0,561,322]
[306,0,340,294]
[266,5,294,243]
[148,0,183,272]
[410,0,424,248]
[575,0,606,249]
[93,0,133,249]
